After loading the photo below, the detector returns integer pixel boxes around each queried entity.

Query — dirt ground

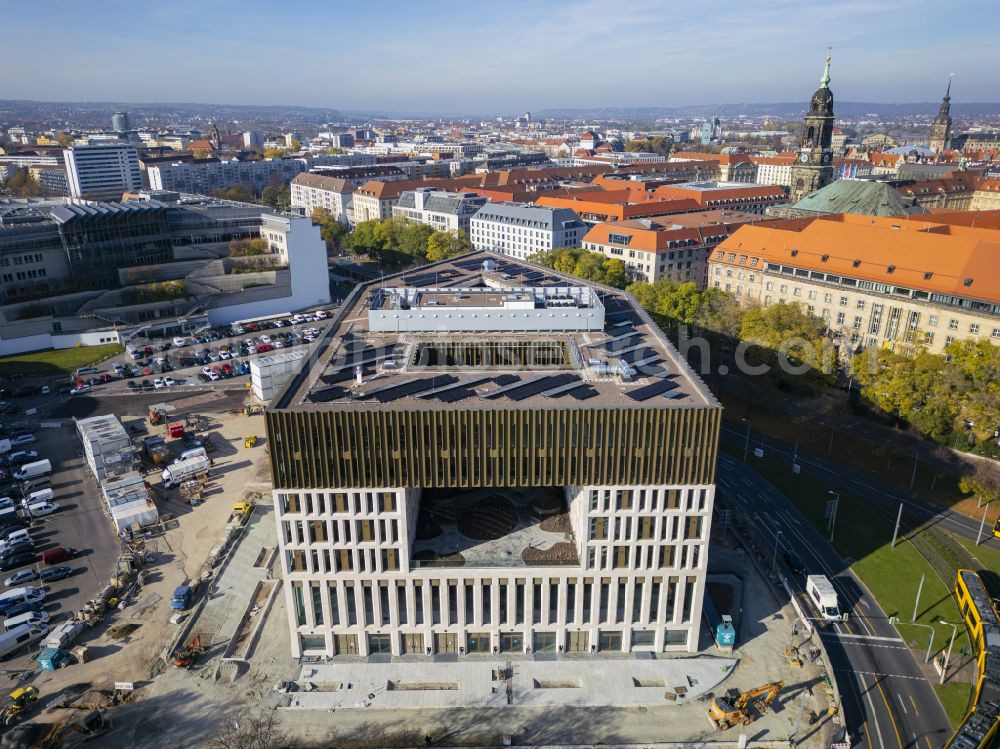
[15,405,269,720]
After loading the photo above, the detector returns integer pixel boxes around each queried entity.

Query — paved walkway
[193,498,277,648]
[290,655,737,709]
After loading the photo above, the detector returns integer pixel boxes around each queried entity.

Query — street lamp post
[742,417,752,461]
[827,491,840,543]
[890,617,934,663]
[937,619,958,685]
[771,530,783,577]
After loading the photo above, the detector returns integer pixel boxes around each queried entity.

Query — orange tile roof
[717,216,1000,301]
[584,210,771,253]
[751,155,796,166]
[653,183,786,205]
[537,193,700,221]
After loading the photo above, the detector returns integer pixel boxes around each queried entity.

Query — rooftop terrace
[278,251,715,410]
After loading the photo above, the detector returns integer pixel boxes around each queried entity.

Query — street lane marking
[874,676,904,749]
[897,694,907,714]
[909,694,919,717]
[835,669,927,682]
[855,672,885,749]
[822,632,904,643]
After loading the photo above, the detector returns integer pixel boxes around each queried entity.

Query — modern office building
[111,111,131,132]
[470,203,587,259]
[0,194,330,353]
[391,188,487,233]
[63,144,142,200]
[708,211,1000,354]
[267,252,721,659]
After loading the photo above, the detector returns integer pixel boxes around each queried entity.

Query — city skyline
[5,0,998,114]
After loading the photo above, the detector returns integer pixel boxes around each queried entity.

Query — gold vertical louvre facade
[267,406,721,490]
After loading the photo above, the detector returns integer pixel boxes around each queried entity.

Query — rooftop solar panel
[419,377,489,399]
[309,386,350,403]
[540,379,589,398]
[570,387,599,401]
[626,378,680,402]
[506,373,578,401]
[361,375,459,403]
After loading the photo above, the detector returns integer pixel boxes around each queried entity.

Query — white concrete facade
[63,144,142,200]
[277,481,712,659]
[470,203,586,260]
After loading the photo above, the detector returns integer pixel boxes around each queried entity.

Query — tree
[321,220,348,253]
[739,302,833,385]
[2,168,41,198]
[426,229,472,261]
[211,184,255,203]
[261,183,291,212]
[208,708,289,749]
[529,247,630,289]
[959,462,1000,508]
[311,207,333,226]
[229,238,269,256]
[55,132,73,147]
[263,148,290,159]
[625,139,651,153]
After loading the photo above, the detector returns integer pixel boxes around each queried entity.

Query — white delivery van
[806,575,842,622]
[23,501,58,518]
[0,587,44,613]
[1,529,31,547]
[0,624,48,660]
[3,610,49,632]
[25,488,53,505]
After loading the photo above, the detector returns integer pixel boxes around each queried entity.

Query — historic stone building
[789,53,836,204]
[929,77,954,155]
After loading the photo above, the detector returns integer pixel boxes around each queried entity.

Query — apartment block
[147,158,305,194]
[290,173,355,223]
[267,253,721,658]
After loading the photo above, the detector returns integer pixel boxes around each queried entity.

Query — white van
[0,587,44,612]
[3,610,48,632]
[0,529,32,548]
[0,498,16,511]
[0,624,48,660]
[23,501,58,518]
[175,447,207,464]
[26,488,53,505]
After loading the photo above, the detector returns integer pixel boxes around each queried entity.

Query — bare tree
[208,707,291,749]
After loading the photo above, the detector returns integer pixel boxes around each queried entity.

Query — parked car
[163,377,176,387]
[173,337,187,347]
[41,548,76,565]
[782,548,806,575]
[3,568,38,587]
[208,371,220,381]
[68,385,90,396]
[9,435,36,447]
[39,566,72,583]
[0,552,36,571]
[5,452,38,466]
[153,379,165,389]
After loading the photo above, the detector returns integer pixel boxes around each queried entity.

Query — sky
[5,0,999,114]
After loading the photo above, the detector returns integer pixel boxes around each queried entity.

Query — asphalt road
[719,421,997,547]
[717,452,952,749]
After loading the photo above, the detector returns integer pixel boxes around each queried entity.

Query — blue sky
[6,0,998,113]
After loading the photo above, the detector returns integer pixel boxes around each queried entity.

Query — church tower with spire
[789,52,836,204]
[929,76,953,155]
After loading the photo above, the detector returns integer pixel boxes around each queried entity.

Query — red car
[99,373,113,383]
[221,363,233,376]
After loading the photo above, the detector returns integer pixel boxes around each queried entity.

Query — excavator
[708,681,784,730]
[1,686,39,726]
[172,634,204,669]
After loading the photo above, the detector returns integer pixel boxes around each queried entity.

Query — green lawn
[723,444,976,726]
[0,343,123,377]
[953,533,1000,574]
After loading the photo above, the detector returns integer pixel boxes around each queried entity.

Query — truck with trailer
[161,455,210,489]
[806,575,842,622]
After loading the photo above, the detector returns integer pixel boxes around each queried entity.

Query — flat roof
[278,251,717,411]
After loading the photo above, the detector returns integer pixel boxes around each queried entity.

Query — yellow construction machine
[1,687,39,726]
[708,681,784,730]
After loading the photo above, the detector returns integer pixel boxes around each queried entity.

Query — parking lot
[63,312,334,399]
[0,423,124,668]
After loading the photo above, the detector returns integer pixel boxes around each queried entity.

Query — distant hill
[533,102,1000,120]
